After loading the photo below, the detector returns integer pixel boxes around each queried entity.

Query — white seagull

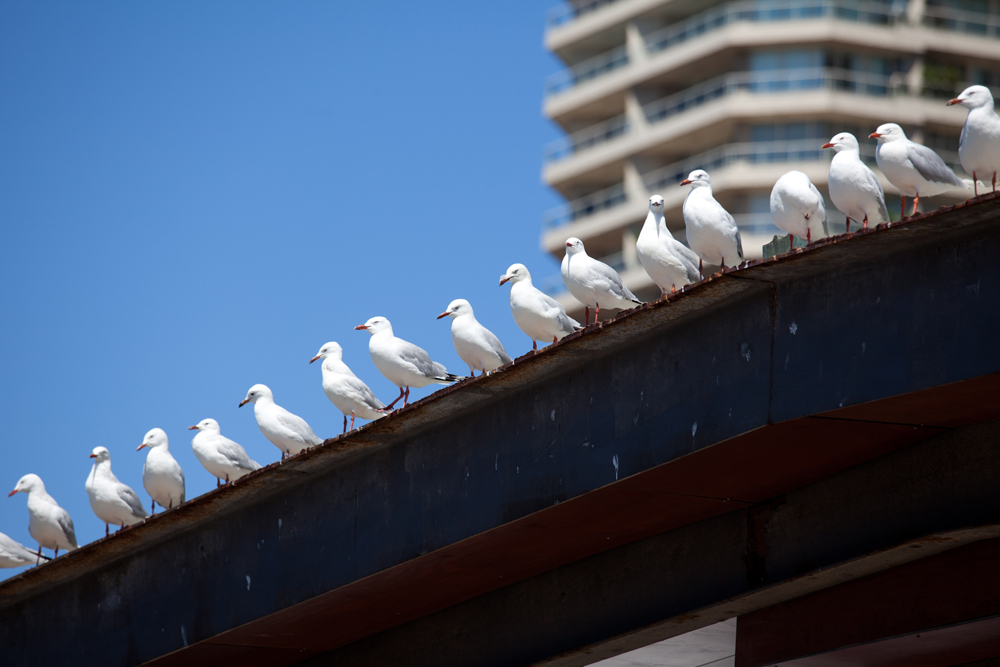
[137,428,185,514]
[7,474,75,564]
[870,123,969,217]
[240,384,323,460]
[822,132,889,231]
[561,237,642,324]
[500,263,581,351]
[636,195,700,297]
[189,418,262,486]
[0,531,47,568]
[310,341,386,433]
[355,317,462,410]
[769,170,828,244]
[680,170,743,275]
[85,447,148,536]
[947,85,1000,196]
[437,299,512,376]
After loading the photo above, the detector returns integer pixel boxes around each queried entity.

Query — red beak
[868,132,882,139]
[821,142,835,149]
[7,489,17,497]
[354,325,368,330]
[679,179,692,186]
[499,276,510,286]
[187,425,199,430]
[565,241,572,247]
[137,443,148,451]
[238,399,249,408]
[946,98,962,106]
[309,355,321,364]
[436,311,450,320]
[89,454,97,458]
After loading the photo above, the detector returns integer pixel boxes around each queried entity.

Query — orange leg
[911,196,919,216]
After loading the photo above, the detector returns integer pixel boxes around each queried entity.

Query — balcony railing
[546,0,624,28]
[923,3,1000,37]
[544,68,895,163]
[544,182,627,229]
[544,0,900,97]
[545,45,629,95]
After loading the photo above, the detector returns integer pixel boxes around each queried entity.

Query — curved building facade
[540,0,1000,312]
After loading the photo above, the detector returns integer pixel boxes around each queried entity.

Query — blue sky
[0,1,562,576]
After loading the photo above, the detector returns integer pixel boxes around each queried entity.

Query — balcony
[546,0,626,28]
[923,2,1000,37]
[543,0,901,97]
[544,67,896,164]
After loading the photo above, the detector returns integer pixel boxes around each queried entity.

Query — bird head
[188,418,220,433]
[311,341,343,364]
[354,317,390,336]
[869,123,904,143]
[822,132,860,152]
[564,237,585,256]
[438,299,472,320]
[138,427,168,451]
[239,384,272,408]
[947,85,994,109]
[648,195,665,213]
[680,170,711,188]
[500,264,529,286]
[89,446,110,462]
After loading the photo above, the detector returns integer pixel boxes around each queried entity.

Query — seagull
[947,85,1000,196]
[437,299,512,376]
[870,123,969,217]
[0,531,48,568]
[355,317,462,410]
[636,195,700,297]
[310,341,386,433]
[137,428,185,515]
[189,418,262,486]
[769,170,828,244]
[7,474,75,564]
[561,237,642,324]
[85,447,148,537]
[239,384,323,460]
[680,170,743,275]
[500,263,581,351]
[822,132,889,231]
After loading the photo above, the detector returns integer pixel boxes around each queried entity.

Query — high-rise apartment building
[540,0,1000,313]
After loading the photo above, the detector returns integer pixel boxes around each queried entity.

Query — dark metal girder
[0,196,997,667]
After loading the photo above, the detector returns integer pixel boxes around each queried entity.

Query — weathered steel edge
[0,193,995,609]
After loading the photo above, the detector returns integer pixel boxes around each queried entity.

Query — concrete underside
[0,195,998,667]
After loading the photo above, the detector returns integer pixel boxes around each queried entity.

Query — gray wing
[483,327,513,365]
[0,533,41,563]
[531,288,583,333]
[670,240,701,282]
[592,259,642,303]
[908,143,966,186]
[735,230,744,261]
[118,485,148,519]
[342,375,386,411]
[398,340,449,379]
[219,437,260,471]
[276,408,323,446]
[56,511,77,549]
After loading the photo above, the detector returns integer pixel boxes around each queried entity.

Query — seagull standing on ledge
[636,195,700,297]
[947,85,1000,195]
[355,316,463,410]
[311,341,386,433]
[0,532,48,568]
[870,123,969,217]
[769,170,828,245]
[189,418,261,486]
[85,447,148,536]
[8,474,77,563]
[438,299,512,376]
[680,170,743,276]
[561,237,642,324]
[822,132,889,231]
[137,428,185,514]
[240,384,322,460]
[500,263,581,351]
